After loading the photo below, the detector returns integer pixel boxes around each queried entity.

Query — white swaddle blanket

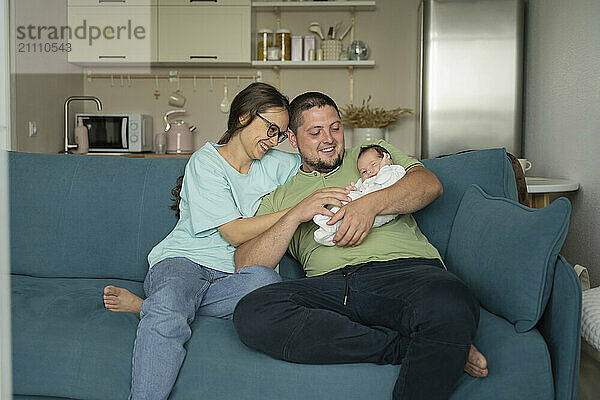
[313,164,406,246]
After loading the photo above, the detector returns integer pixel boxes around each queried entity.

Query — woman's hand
[288,187,351,224]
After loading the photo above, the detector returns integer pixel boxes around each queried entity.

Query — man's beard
[300,150,344,174]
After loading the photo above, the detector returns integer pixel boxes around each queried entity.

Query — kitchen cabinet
[159,0,249,6]
[67,4,158,63]
[158,5,250,63]
[251,1,375,11]
[66,0,370,66]
[67,0,250,64]
[68,0,157,6]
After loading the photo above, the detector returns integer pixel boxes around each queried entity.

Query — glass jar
[276,28,291,61]
[256,29,273,61]
[154,132,166,154]
[267,46,280,61]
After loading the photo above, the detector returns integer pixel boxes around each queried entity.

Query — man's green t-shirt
[256,140,442,277]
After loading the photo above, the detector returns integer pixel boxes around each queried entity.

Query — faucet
[63,96,103,153]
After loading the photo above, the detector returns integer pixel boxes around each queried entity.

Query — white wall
[525,0,600,285]
[12,0,83,153]
[14,72,83,153]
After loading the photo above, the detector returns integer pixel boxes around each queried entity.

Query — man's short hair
[289,92,341,133]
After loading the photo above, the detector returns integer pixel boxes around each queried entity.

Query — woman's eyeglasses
[256,113,289,143]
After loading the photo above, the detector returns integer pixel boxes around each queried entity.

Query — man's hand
[288,187,351,224]
[328,196,376,247]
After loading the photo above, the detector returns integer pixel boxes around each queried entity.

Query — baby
[313,145,407,246]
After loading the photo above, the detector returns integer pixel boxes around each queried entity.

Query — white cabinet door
[68,0,157,6]
[158,5,250,63]
[159,0,249,5]
[67,5,157,63]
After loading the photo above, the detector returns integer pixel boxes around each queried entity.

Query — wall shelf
[251,60,375,68]
[252,1,375,11]
[252,1,376,103]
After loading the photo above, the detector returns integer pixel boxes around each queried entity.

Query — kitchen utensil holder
[322,40,343,61]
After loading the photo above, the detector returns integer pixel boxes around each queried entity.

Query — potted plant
[340,96,413,145]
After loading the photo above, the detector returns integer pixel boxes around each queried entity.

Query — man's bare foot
[103,285,143,314]
[464,345,488,378]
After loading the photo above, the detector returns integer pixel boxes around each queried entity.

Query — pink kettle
[164,109,197,154]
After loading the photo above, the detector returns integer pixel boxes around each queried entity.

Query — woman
[103,82,302,400]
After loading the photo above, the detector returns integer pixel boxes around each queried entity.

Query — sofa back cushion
[10,152,188,281]
[10,148,517,281]
[446,185,571,332]
[279,148,518,279]
[416,148,518,260]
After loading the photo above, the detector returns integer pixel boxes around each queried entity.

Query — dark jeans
[233,258,480,400]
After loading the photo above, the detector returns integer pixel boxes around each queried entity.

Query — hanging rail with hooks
[85,71,263,83]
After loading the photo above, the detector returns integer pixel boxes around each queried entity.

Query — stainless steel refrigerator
[418,0,525,159]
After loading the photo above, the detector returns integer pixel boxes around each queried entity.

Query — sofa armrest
[538,255,582,400]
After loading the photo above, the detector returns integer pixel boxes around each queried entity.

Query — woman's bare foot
[103,285,143,314]
[464,345,488,377]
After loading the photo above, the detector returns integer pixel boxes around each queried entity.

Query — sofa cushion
[175,310,553,400]
[166,311,554,400]
[416,148,518,260]
[446,185,571,332]
[12,272,553,400]
[11,275,143,399]
[279,252,306,280]
[450,308,554,399]
[171,319,400,400]
[9,152,188,281]
[11,275,401,400]
[279,149,518,279]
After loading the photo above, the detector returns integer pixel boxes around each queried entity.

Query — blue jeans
[129,257,281,400]
[234,258,479,400]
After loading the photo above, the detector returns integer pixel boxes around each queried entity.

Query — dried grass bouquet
[340,96,413,128]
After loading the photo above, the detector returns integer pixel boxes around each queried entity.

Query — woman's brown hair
[169,82,290,218]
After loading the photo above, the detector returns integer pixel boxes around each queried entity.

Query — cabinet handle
[99,55,127,59]
[99,0,126,3]
[190,0,218,2]
[190,56,218,59]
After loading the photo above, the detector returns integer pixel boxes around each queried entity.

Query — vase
[352,128,386,147]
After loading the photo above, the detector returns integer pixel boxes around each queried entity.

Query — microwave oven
[75,113,153,153]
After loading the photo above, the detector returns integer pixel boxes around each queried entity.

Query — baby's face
[357,148,391,181]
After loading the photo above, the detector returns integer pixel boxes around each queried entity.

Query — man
[233,92,487,399]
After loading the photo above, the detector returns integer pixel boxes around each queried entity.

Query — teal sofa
[9,148,581,399]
